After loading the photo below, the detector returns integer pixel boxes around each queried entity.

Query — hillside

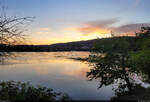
[0,39,96,52]
[0,36,136,52]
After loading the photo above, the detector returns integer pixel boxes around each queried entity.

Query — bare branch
[0,8,34,45]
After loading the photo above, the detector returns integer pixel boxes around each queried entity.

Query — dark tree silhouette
[0,7,33,64]
[86,26,150,100]
[0,8,33,46]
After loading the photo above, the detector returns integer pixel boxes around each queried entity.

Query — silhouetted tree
[0,8,33,46]
[86,26,150,100]
[87,36,134,89]
[0,7,33,63]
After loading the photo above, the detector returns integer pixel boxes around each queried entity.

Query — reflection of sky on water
[0,52,114,100]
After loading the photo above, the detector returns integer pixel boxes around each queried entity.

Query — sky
[1,0,150,45]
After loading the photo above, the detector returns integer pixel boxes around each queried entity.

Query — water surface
[0,52,114,100]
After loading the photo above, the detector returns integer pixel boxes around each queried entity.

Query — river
[0,52,116,100]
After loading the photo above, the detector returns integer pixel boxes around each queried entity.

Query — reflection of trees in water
[0,52,10,65]
[0,52,16,65]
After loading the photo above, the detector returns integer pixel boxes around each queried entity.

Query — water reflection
[0,52,114,100]
[0,52,11,65]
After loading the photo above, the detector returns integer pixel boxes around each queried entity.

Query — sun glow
[86,28,110,36]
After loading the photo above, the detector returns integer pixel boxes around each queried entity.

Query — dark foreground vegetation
[86,26,150,101]
[0,81,71,102]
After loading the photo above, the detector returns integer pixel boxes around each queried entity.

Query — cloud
[85,18,119,28]
[111,23,150,36]
[75,18,150,36]
[35,27,51,35]
[36,32,49,34]
[76,18,119,36]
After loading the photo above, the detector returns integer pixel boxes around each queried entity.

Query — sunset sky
[2,0,150,45]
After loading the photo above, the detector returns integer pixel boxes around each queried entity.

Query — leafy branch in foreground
[0,81,72,102]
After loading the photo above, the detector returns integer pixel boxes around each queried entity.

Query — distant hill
[0,39,96,52]
[48,39,95,51]
[0,36,136,52]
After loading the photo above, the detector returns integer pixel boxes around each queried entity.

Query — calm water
[0,52,114,100]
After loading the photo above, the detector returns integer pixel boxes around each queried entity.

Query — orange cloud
[36,32,49,34]
[35,27,51,35]
[78,26,110,36]
[76,18,119,36]
[76,18,150,37]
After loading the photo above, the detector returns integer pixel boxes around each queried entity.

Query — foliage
[92,37,134,53]
[87,26,150,100]
[129,26,150,83]
[87,37,135,90]
[0,80,72,102]
[112,84,150,101]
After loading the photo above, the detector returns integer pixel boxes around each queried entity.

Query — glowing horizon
[2,0,150,45]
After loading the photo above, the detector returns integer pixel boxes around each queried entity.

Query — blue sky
[1,0,150,44]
